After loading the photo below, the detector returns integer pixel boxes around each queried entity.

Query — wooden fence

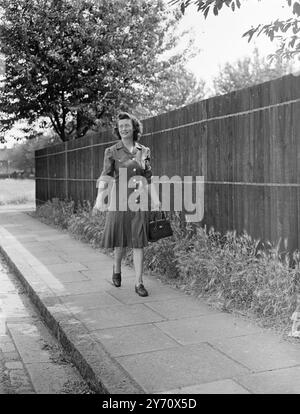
[36,74,300,253]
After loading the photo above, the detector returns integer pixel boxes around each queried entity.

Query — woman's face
[118,118,134,140]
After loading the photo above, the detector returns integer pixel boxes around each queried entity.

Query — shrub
[35,198,75,229]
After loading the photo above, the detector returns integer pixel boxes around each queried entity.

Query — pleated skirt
[100,210,149,248]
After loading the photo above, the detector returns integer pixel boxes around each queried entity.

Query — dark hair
[113,112,143,142]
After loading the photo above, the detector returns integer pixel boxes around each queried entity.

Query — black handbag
[148,211,173,242]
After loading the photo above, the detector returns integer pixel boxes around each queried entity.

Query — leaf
[289,36,297,48]
[243,28,257,43]
[216,0,223,9]
[293,2,300,16]
[292,22,300,34]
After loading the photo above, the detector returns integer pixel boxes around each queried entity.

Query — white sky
[177,0,299,85]
[1,0,299,147]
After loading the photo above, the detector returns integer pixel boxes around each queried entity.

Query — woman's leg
[114,247,125,273]
[133,248,144,285]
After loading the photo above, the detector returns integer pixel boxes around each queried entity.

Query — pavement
[0,254,92,394]
[0,209,300,394]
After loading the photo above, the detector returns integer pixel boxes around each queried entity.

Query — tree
[0,0,186,142]
[134,64,206,117]
[8,132,60,173]
[169,0,300,60]
[213,48,292,95]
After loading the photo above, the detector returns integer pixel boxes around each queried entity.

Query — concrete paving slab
[145,297,220,319]
[36,262,89,274]
[25,281,56,299]
[58,292,122,311]
[3,351,21,362]
[42,271,90,284]
[80,269,118,284]
[16,241,54,250]
[211,333,300,372]
[1,295,36,319]
[24,268,71,291]
[155,313,262,345]
[24,362,82,394]
[28,255,68,266]
[7,235,37,242]
[35,234,70,242]
[8,368,34,391]
[0,282,17,293]
[1,294,30,309]
[235,366,300,394]
[5,361,24,370]
[16,229,59,236]
[59,251,109,261]
[0,334,12,344]
[92,323,179,357]
[7,322,53,363]
[56,316,145,393]
[0,340,16,353]
[161,379,250,394]
[0,318,6,335]
[0,276,13,285]
[49,280,108,296]
[78,260,115,271]
[78,304,166,331]
[0,222,24,227]
[49,244,97,255]
[117,343,250,393]
[2,229,34,237]
[44,302,74,319]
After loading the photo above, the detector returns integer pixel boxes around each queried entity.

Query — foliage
[170,0,242,16]
[1,132,60,172]
[169,0,300,60]
[0,0,186,141]
[34,198,76,228]
[34,198,300,329]
[213,48,292,95]
[34,198,107,244]
[134,64,206,117]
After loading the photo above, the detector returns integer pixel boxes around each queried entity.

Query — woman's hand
[92,193,107,215]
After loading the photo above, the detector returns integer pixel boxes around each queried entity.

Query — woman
[93,112,160,297]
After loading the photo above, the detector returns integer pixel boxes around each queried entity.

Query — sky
[1,0,299,147]
[176,0,299,85]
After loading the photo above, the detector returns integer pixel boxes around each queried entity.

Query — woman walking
[93,112,160,296]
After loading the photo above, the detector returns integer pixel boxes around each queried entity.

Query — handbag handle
[152,210,166,221]
[151,211,167,231]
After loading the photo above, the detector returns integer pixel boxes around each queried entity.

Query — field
[0,179,35,205]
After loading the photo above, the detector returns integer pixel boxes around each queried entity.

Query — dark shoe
[135,283,148,297]
[112,269,121,287]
